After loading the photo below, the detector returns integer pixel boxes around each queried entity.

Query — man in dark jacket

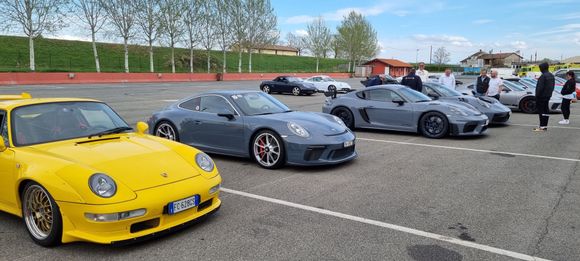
[533,62,555,132]
[400,69,423,92]
[474,69,490,96]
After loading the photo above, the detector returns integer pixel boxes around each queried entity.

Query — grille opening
[304,146,326,161]
[331,146,355,160]
[463,123,477,133]
[130,218,160,233]
[492,113,510,123]
[197,199,213,212]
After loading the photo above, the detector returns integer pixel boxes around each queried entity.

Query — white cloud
[412,34,473,47]
[294,29,308,37]
[510,41,528,49]
[556,12,580,20]
[533,23,580,36]
[473,19,493,25]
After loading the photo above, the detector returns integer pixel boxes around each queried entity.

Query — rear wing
[0,92,32,101]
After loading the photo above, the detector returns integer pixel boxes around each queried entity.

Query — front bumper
[449,115,489,136]
[283,131,357,166]
[486,111,511,124]
[58,175,222,244]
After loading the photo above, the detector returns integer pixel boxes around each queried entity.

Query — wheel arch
[330,106,356,126]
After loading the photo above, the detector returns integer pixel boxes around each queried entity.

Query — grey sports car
[322,85,489,139]
[148,91,357,169]
[422,82,512,124]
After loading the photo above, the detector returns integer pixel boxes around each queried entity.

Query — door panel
[362,89,414,130]
[0,112,17,209]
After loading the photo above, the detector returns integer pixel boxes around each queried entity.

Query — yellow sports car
[0,93,221,246]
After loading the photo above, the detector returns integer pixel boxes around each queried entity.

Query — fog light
[85,209,146,222]
[209,184,221,194]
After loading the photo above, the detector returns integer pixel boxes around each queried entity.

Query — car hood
[258,111,347,136]
[28,135,200,191]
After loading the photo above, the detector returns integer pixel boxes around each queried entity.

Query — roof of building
[479,52,524,60]
[364,59,412,68]
[256,44,299,52]
[460,50,486,62]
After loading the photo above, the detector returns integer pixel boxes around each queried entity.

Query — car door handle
[194,120,202,125]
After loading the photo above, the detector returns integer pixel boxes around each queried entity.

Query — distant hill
[0,35,348,73]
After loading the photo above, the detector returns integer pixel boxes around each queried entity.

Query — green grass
[0,35,349,73]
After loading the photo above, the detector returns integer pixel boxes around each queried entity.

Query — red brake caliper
[259,138,265,159]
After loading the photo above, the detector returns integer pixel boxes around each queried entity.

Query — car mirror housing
[217,112,235,120]
[392,99,405,105]
[136,122,149,135]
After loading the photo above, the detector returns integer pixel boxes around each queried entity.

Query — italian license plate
[344,140,354,148]
[168,195,200,215]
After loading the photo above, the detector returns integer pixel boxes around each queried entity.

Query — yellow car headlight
[195,152,214,172]
[89,173,117,198]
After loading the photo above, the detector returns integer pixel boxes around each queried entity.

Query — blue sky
[272,0,580,63]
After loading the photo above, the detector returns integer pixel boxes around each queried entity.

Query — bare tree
[214,0,233,73]
[229,0,247,73]
[100,0,138,73]
[159,0,185,73]
[286,32,306,56]
[244,0,277,73]
[433,46,450,65]
[198,0,216,73]
[336,11,379,72]
[135,0,160,72]
[71,0,107,72]
[303,17,332,72]
[0,0,68,71]
[183,0,201,73]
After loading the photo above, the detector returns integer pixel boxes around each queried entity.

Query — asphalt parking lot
[1,78,579,261]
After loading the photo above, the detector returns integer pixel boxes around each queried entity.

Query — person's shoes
[532,127,548,132]
[558,119,570,125]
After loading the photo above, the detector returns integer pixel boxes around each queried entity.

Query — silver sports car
[422,82,512,124]
[323,85,489,139]
[148,91,357,169]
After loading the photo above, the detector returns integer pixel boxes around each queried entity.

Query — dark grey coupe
[148,91,357,169]
[259,76,318,96]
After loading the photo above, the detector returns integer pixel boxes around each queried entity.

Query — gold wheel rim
[24,185,53,240]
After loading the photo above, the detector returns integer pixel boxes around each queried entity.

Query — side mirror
[217,111,235,120]
[136,122,149,135]
[392,98,405,105]
[503,89,511,93]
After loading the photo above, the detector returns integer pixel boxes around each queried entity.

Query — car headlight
[332,115,347,128]
[196,152,215,172]
[449,106,469,116]
[287,122,310,138]
[89,173,117,198]
[477,99,491,108]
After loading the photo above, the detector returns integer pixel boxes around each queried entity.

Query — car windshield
[321,76,335,82]
[11,101,130,146]
[427,83,462,97]
[286,77,302,82]
[398,87,432,102]
[503,80,526,91]
[231,92,291,116]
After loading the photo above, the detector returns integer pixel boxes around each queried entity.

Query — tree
[433,46,450,65]
[330,34,341,59]
[183,0,201,73]
[159,0,185,73]
[229,0,247,73]
[135,0,160,72]
[286,32,306,56]
[214,0,233,73]
[0,0,68,71]
[71,0,107,73]
[244,0,278,73]
[303,17,332,72]
[198,0,216,73]
[336,11,379,72]
[100,0,138,73]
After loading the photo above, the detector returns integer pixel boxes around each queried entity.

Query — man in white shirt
[416,62,429,82]
[486,70,503,100]
[438,68,456,89]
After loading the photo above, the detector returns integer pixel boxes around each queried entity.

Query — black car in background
[260,76,318,96]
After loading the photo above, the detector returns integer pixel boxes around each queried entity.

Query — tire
[328,85,337,92]
[519,97,537,114]
[419,112,449,139]
[251,130,285,169]
[155,121,180,141]
[22,182,62,247]
[331,107,355,129]
[261,85,271,94]
[292,87,301,96]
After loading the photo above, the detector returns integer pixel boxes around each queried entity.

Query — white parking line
[509,123,580,130]
[357,137,580,162]
[162,99,179,102]
[221,188,550,261]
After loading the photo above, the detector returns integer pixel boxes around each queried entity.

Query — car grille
[492,113,510,123]
[330,146,355,160]
[304,146,326,161]
[130,218,160,233]
[463,123,477,133]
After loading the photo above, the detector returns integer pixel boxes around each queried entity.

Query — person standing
[486,70,503,100]
[474,69,490,96]
[400,69,423,92]
[416,62,429,82]
[533,62,555,132]
[559,71,576,125]
[438,68,456,89]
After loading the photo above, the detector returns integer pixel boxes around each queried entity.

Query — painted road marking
[357,137,580,162]
[221,188,550,261]
[509,123,580,130]
[162,99,179,102]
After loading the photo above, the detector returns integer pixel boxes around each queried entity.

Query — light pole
[415,49,419,66]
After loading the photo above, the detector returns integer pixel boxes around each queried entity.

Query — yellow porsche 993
[0,93,221,246]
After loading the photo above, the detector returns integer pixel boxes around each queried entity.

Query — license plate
[167,195,200,215]
[344,140,354,148]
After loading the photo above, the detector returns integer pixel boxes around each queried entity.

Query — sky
[272,0,580,63]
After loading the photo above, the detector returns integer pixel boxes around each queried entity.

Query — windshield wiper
[88,126,133,139]
[283,110,293,113]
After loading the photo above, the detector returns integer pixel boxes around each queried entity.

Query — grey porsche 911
[322,85,489,139]
[148,91,357,169]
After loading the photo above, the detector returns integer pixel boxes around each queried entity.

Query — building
[363,59,413,77]
[461,50,523,68]
[230,44,299,56]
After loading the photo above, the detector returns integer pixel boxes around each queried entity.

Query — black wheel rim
[523,100,536,113]
[335,110,352,127]
[329,85,336,91]
[424,116,444,135]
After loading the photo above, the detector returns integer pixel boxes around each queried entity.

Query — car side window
[0,111,7,146]
[425,87,439,97]
[179,97,201,111]
[199,96,235,114]
[366,89,402,102]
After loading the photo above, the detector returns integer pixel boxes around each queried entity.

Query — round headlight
[196,152,214,172]
[89,174,117,198]
[287,122,310,138]
[332,115,347,128]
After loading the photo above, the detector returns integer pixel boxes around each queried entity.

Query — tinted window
[199,96,235,114]
[0,111,6,146]
[365,89,402,102]
[179,97,201,111]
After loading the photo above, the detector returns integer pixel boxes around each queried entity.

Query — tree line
[0,0,379,73]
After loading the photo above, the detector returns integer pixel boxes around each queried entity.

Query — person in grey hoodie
[533,62,555,132]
